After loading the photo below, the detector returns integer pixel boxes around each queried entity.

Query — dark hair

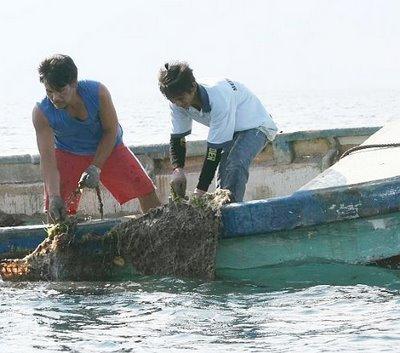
[38,54,78,89]
[158,62,196,99]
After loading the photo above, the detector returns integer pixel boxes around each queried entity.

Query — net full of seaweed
[0,189,231,282]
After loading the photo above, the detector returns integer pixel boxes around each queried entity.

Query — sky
[1,0,400,103]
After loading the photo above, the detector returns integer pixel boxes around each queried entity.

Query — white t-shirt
[170,78,277,148]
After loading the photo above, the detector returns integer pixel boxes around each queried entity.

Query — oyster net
[0,190,230,281]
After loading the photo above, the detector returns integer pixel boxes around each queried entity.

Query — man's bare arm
[91,84,119,168]
[32,105,60,196]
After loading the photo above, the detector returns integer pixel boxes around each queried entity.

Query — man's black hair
[158,61,196,99]
[38,54,78,89]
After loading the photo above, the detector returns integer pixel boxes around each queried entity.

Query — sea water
[2,277,400,352]
[1,88,400,156]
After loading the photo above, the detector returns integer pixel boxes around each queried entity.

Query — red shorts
[45,144,156,214]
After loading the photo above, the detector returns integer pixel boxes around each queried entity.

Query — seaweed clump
[0,189,231,282]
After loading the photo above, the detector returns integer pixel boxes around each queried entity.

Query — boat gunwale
[221,175,400,238]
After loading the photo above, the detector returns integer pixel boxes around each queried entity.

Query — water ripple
[1,279,400,352]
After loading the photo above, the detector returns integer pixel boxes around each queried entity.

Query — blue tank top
[37,80,123,155]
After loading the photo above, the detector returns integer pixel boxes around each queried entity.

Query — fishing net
[0,189,230,282]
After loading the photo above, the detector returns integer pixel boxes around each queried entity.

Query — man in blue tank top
[158,61,278,202]
[33,54,161,223]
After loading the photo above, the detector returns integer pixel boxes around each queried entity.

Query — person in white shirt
[158,61,278,202]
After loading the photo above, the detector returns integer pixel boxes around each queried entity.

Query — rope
[66,186,104,220]
[95,186,104,220]
[340,143,400,159]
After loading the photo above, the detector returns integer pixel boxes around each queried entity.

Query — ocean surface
[1,88,400,156]
[2,277,400,352]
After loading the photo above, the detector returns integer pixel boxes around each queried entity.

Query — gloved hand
[170,168,187,198]
[48,195,66,224]
[193,188,206,197]
[78,164,101,189]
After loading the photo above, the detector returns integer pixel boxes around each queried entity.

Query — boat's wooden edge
[221,175,400,238]
[0,126,381,164]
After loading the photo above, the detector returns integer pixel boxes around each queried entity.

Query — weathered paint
[221,176,400,237]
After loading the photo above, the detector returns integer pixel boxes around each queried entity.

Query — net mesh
[0,190,230,282]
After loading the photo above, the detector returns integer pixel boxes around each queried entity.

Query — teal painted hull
[216,212,400,287]
[218,212,400,268]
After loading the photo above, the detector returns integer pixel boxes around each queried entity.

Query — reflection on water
[2,271,400,352]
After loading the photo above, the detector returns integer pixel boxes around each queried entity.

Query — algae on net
[0,189,231,282]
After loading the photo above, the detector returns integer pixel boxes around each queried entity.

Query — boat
[219,120,400,287]
[1,124,400,287]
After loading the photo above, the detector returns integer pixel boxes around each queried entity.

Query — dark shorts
[44,144,156,214]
